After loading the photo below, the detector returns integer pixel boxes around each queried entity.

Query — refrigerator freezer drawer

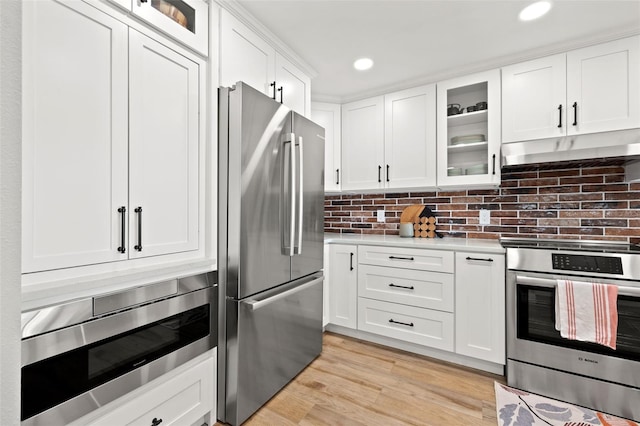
[224,273,323,425]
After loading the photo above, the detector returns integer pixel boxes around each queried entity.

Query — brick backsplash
[324,162,640,244]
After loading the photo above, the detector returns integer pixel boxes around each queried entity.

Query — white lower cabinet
[358,297,454,351]
[84,350,216,426]
[356,245,455,351]
[326,242,506,371]
[358,264,454,312]
[328,244,358,329]
[455,252,506,364]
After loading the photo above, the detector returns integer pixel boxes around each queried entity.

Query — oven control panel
[552,253,623,275]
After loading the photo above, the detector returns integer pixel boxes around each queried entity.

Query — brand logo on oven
[578,356,599,364]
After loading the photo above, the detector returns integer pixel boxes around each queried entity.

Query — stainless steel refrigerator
[217,82,325,425]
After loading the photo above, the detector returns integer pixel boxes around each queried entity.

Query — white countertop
[324,233,505,254]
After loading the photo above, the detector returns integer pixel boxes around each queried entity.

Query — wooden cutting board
[400,204,424,223]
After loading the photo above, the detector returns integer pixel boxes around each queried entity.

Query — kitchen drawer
[358,297,454,351]
[88,352,215,426]
[358,265,454,312]
[358,245,454,273]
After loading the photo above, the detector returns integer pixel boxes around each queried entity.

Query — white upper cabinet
[341,85,436,191]
[341,96,385,191]
[502,35,639,142]
[567,36,640,135]
[275,52,311,117]
[219,9,311,116]
[384,85,437,189]
[219,10,275,95]
[128,30,200,259]
[437,69,501,187]
[22,0,129,273]
[311,102,342,192]
[22,0,204,275]
[502,54,566,142]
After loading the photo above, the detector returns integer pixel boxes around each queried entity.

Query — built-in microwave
[20,272,217,426]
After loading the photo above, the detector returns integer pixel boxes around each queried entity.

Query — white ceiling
[235,0,640,103]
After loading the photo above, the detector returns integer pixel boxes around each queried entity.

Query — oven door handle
[516,275,640,297]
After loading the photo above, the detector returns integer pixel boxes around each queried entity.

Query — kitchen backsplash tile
[325,162,640,244]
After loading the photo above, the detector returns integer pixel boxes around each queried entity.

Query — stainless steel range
[502,238,640,421]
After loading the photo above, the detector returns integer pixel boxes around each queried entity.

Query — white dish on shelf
[465,163,488,175]
[447,167,465,176]
[451,134,486,145]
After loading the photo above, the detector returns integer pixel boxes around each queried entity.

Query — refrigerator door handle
[283,133,296,257]
[295,136,304,255]
[244,276,324,311]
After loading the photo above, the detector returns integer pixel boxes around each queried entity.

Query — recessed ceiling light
[519,1,552,21]
[353,58,374,71]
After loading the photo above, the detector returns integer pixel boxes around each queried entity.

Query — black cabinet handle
[389,319,414,327]
[378,165,382,183]
[557,104,563,128]
[270,81,276,99]
[151,418,163,426]
[572,101,578,126]
[389,283,414,290]
[140,0,148,3]
[336,169,340,185]
[278,86,283,104]
[134,207,142,252]
[389,255,414,261]
[386,164,390,182]
[466,256,493,262]
[492,154,496,175]
[117,206,126,253]
[349,252,354,271]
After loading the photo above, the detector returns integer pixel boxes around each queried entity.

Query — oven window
[21,304,209,421]
[516,285,640,361]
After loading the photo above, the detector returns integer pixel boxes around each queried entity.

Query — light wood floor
[221,332,505,425]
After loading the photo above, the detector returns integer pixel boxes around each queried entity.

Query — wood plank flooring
[219,332,505,425]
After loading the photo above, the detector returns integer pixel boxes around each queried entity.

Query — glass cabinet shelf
[447,109,488,126]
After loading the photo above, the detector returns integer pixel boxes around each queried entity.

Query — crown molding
[317,26,640,104]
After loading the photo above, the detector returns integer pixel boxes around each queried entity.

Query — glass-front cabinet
[131,0,208,56]
[436,69,501,187]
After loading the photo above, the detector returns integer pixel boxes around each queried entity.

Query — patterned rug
[494,382,638,426]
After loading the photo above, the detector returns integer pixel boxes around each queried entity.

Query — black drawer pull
[270,81,276,100]
[350,252,354,271]
[151,418,163,426]
[572,101,578,126]
[389,283,414,290]
[389,319,414,327]
[466,256,493,262]
[134,207,143,252]
[389,255,414,261]
[378,165,382,183]
[336,169,340,185]
[117,206,126,253]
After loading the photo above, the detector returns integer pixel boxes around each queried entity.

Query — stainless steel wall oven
[21,273,217,426]
[502,238,640,421]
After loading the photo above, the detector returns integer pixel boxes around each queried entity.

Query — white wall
[0,0,22,424]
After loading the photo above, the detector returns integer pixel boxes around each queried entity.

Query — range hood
[501,128,640,167]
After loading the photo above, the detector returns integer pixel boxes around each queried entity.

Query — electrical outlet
[479,209,491,225]
[377,209,385,223]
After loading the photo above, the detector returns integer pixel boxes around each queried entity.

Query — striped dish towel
[555,279,619,350]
